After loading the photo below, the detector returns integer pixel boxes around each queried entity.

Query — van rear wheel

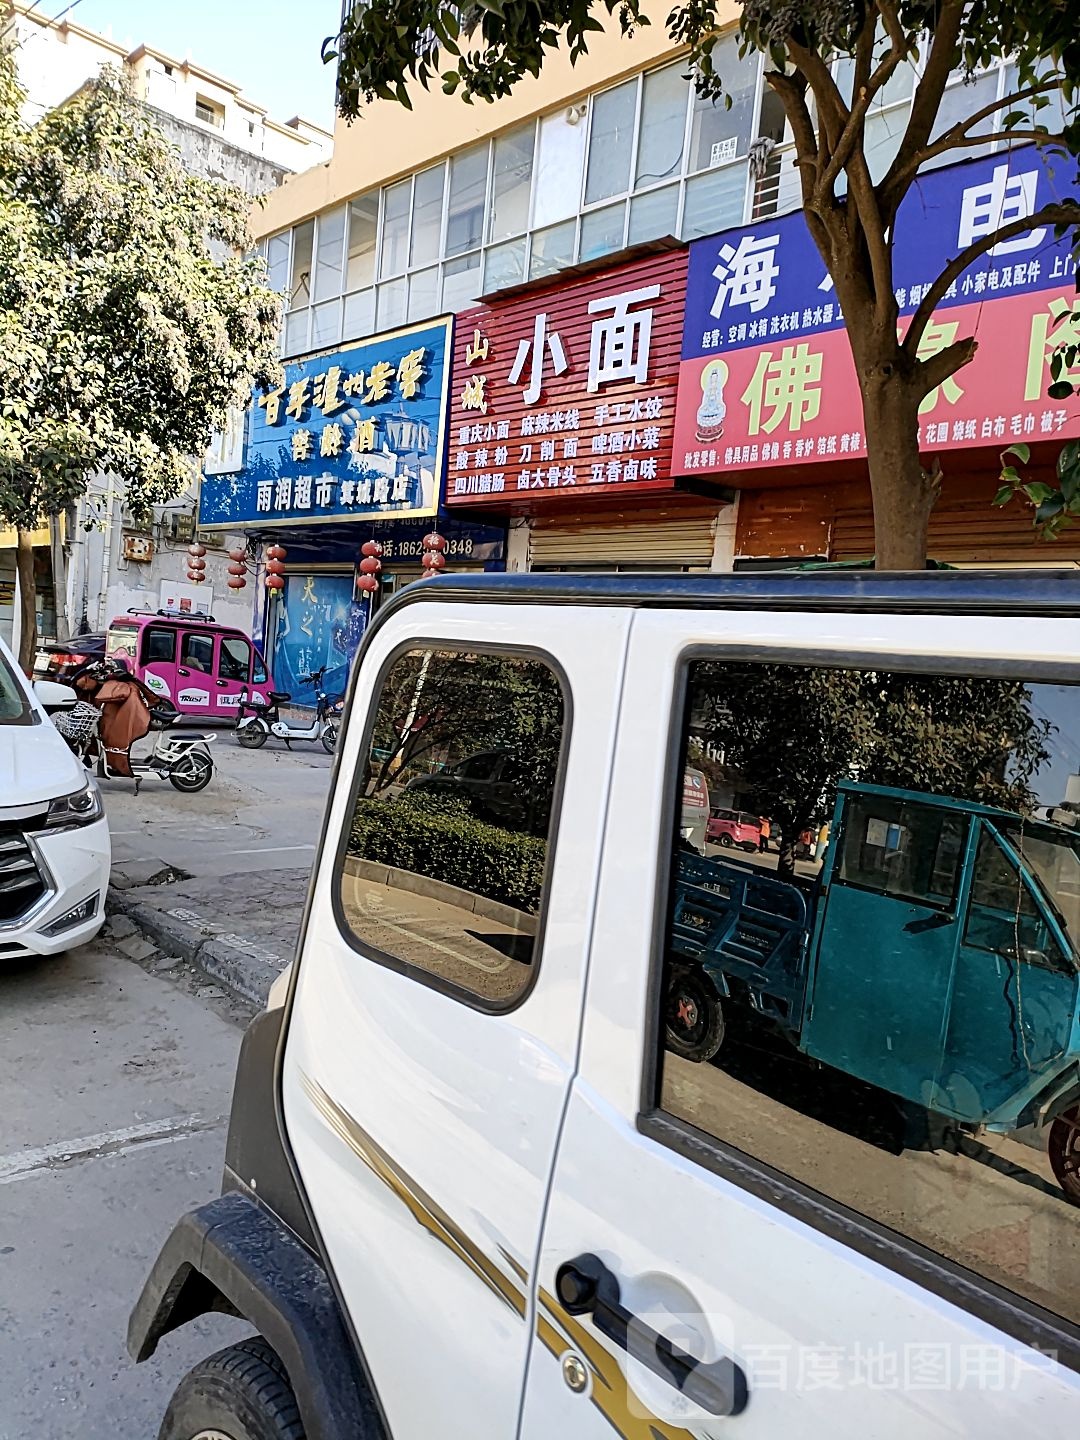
[158,1337,305,1440]
[1048,1102,1080,1204]
[665,968,725,1063]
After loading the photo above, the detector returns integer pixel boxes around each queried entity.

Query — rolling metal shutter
[528,502,721,568]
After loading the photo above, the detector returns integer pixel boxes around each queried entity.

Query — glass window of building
[484,237,527,292]
[411,165,446,268]
[380,179,412,278]
[490,123,535,242]
[446,145,488,256]
[407,266,439,323]
[346,192,379,291]
[579,201,626,262]
[533,108,588,227]
[375,276,407,331]
[289,218,314,308]
[584,79,638,205]
[636,63,690,190]
[313,206,346,303]
[628,183,679,245]
[529,220,577,280]
[442,252,482,312]
[266,231,290,294]
[688,41,759,171]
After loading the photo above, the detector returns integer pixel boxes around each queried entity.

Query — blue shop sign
[683,150,1080,361]
[200,317,453,527]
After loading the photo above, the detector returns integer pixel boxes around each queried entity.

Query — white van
[0,635,110,956]
[131,572,1080,1440]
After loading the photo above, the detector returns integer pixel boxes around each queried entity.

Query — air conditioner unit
[165,512,196,544]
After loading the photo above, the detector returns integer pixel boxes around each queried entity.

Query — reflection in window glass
[343,287,375,342]
[585,80,638,205]
[636,64,689,189]
[579,202,625,262]
[311,299,341,347]
[313,206,346,302]
[491,123,535,241]
[660,660,1080,1326]
[629,184,680,245]
[346,192,379,291]
[375,278,407,331]
[380,180,411,278]
[689,40,758,171]
[1004,61,1071,137]
[446,145,488,256]
[681,165,748,239]
[289,219,314,307]
[834,30,916,111]
[218,637,251,681]
[923,72,1000,170]
[407,267,439,323]
[529,220,577,279]
[266,232,290,294]
[337,648,565,1004]
[442,253,482,312]
[484,238,526,292]
[411,165,445,268]
[283,307,309,356]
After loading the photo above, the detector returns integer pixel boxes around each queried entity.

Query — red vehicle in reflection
[706,808,763,851]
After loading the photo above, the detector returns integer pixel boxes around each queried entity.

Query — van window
[219,636,251,682]
[107,624,138,661]
[657,658,1080,1327]
[180,632,214,672]
[142,626,176,664]
[335,646,566,1007]
[252,648,268,685]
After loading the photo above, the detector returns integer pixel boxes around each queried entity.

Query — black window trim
[639,640,1080,1372]
[141,624,178,666]
[219,633,253,682]
[328,635,573,1017]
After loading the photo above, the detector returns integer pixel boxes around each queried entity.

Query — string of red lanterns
[186,543,206,584]
[356,539,382,596]
[226,546,247,591]
[421,531,447,576]
[265,542,287,594]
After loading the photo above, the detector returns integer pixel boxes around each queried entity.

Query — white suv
[0,635,110,957]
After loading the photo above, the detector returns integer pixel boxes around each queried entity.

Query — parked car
[0,634,110,958]
[33,632,107,682]
[131,572,1080,1440]
[103,609,275,721]
[706,806,762,850]
[404,750,536,831]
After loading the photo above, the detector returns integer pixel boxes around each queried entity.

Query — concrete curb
[107,887,286,1008]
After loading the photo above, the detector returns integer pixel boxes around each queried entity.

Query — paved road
[0,936,256,1439]
[102,734,335,879]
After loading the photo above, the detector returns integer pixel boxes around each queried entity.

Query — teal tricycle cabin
[668,780,1080,1199]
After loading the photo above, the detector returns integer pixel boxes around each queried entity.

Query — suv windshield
[999,821,1080,960]
[0,644,32,725]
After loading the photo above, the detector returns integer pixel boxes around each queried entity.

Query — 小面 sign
[446,250,689,508]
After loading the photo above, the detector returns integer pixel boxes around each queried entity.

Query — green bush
[347,794,547,914]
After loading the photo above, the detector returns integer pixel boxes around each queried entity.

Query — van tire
[718,834,734,848]
[158,1337,305,1440]
[665,969,725,1063]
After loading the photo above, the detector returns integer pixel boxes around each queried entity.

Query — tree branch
[914,334,978,395]
[764,69,821,219]
[903,199,1080,355]
[879,0,965,219]
[786,36,848,164]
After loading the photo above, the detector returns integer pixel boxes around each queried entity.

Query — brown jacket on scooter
[75,673,152,779]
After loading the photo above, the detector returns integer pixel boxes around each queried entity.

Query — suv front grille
[0,827,46,923]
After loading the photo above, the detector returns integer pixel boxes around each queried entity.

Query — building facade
[0,0,333,651]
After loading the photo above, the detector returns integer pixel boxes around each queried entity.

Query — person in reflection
[759,816,771,853]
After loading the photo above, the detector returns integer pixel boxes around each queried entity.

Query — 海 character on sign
[286,378,311,422]
[258,385,286,426]
[396,347,426,400]
[741,344,823,435]
[710,234,781,318]
[320,423,346,458]
[958,165,1046,256]
[587,284,660,392]
[291,429,314,461]
[509,312,569,405]
[460,374,488,413]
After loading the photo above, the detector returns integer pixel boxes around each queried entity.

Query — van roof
[388,570,1080,618]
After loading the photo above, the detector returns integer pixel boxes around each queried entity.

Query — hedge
[347,794,547,914]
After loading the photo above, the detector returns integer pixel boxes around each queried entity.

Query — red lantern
[421,551,446,572]
[188,555,206,570]
[266,543,287,562]
[359,555,382,576]
[228,547,246,563]
[188,542,207,558]
[265,561,285,579]
[356,574,380,595]
[422,532,447,553]
[187,570,205,584]
[361,540,383,558]
[265,573,285,592]
[227,561,246,576]
[227,576,247,591]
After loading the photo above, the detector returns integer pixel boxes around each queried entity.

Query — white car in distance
[0,634,110,958]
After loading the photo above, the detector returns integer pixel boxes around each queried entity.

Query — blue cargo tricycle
[666,781,1080,1200]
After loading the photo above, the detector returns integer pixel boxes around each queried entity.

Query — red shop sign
[447,249,690,509]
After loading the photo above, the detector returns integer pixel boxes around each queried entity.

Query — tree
[0,60,281,668]
[692,662,1050,875]
[328,0,1080,570]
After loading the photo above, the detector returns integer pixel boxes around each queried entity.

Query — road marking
[228,844,315,855]
[0,1113,226,1185]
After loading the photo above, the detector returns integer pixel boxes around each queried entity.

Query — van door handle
[216,680,229,687]
[178,667,190,677]
[555,1254,748,1417]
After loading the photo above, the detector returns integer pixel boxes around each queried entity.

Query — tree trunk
[777,839,798,880]
[50,512,70,643]
[14,529,37,674]
[861,370,940,571]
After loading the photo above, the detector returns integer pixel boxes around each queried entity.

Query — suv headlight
[45,780,103,832]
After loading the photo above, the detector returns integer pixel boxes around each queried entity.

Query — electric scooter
[234,666,341,753]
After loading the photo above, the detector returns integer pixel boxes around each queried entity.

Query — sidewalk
[108,866,310,1006]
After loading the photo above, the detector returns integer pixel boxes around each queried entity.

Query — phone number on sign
[380,538,476,560]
